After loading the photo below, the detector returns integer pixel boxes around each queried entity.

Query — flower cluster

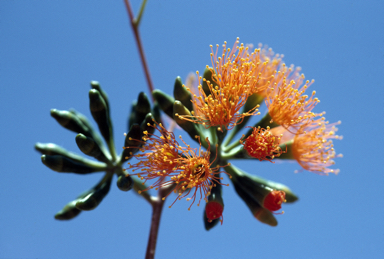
[128,38,341,226]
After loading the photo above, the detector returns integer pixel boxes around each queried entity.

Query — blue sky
[1,1,383,258]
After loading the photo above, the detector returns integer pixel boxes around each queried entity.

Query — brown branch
[123,0,155,101]
[145,190,166,259]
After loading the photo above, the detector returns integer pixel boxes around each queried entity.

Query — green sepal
[173,101,201,141]
[76,175,112,211]
[233,181,277,227]
[121,124,142,163]
[41,154,106,174]
[173,76,193,112]
[89,89,113,145]
[54,200,82,220]
[75,133,109,163]
[203,208,220,231]
[152,89,174,119]
[50,109,90,135]
[117,174,134,192]
[140,113,156,136]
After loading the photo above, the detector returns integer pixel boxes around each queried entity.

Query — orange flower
[126,122,186,188]
[168,137,229,210]
[265,64,323,133]
[127,122,229,209]
[291,121,342,175]
[177,38,281,131]
[240,126,286,162]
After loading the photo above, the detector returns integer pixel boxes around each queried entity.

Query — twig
[124,0,155,101]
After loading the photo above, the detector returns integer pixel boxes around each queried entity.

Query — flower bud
[202,67,218,97]
[121,124,142,163]
[140,113,156,136]
[173,76,193,112]
[76,176,112,211]
[233,182,277,226]
[89,89,113,144]
[41,154,106,174]
[152,89,174,119]
[117,175,134,192]
[203,208,220,231]
[135,92,151,125]
[75,133,109,163]
[205,183,224,223]
[54,200,82,220]
[90,81,110,113]
[50,109,89,135]
[174,101,201,140]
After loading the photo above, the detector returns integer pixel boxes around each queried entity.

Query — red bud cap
[205,201,224,224]
[263,190,286,212]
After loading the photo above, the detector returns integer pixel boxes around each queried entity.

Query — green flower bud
[41,154,106,174]
[75,134,109,163]
[54,200,82,220]
[121,124,142,163]
[76,176,112,211]
[69,109,109,158]
[233,182,277,227]
[117,174,134,192]
[140,113,155,136]
[202,67,217,97]
[151,101,161,124]
[90,81,110,113]
[50,109,89,135]
[174,101,201,141]
[89,89,113,144]
[152,89,174,119]
[173,76,193,112]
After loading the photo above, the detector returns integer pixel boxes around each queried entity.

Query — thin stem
[145,182,168,259]
[135,0,148,27]
[124,0,155,101]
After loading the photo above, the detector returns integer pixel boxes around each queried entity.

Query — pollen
[240,126,285,162]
